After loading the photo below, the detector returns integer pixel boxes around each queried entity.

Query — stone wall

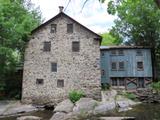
[22,13,101,105]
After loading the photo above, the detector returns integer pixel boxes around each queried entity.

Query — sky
[31,0,116,33]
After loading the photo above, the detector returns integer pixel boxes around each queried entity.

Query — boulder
[101,90,117,102]
[73,98,98,112]
[94,102,116,115]
[117,101,129,108]
[17,116,41,120]
[50,112,67,120]
[54,99,74,113]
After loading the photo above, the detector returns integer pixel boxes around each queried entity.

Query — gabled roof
[31,12,102,39]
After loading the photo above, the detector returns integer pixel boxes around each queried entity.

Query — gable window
[51,62,57,72]
[57,80,64,88]
[111,50,116,55]
[50,24,57,33]
[118,50,124,55]
[119,62,125,70]
[67,24,73,33]
[137,61,143,70]
[136,50,143,56]
[36,79,44,85]
[72,41,80,52]
[111,62,117,70]
[43,41,51,52]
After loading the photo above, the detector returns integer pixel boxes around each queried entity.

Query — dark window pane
[101,70,105,76]
[51,63,57,72]
[111,50,116,55]
[136,50,142,56]
[118,50,124,55]
[43,41,51,52]
[67,24,73,33]
[57,80,64,88]
[50,24,57,33]
[111,62,117,70]
[119,78,125,86]
[137,61,143,70]
[36,79,43,85]
[119,62,124,70]
[72,41,80,52]
[112,78,118,86]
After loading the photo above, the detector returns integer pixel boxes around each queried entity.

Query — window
[111,62,117,70]
[101,70,105,76]
[51,63,57,72]
[57,80,64,88]
[50,24,57,33]
[111,50,116,55]
[112,78,118,86]
[72,41,80,52]
[119,62,125,70]
[67,24,73,33]
[111,78,125,86]
[43,41,51,52]
[118,50,124,55]
[36,79,43,85]
[119,78,125,86]
[136,50,142,56]
[137,61,143,70]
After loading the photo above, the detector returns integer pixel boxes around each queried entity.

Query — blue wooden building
[100,46,153,90]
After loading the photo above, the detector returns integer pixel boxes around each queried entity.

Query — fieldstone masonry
[22,12,101,104]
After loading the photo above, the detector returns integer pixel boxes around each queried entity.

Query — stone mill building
[22,7,102,104]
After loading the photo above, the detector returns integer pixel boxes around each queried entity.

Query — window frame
[111,62,117,71]
[72,41,80,52]
[137,61,144,71]
[136,50,143,56]
[51,62,57,72]
[119,61,125,70]
[57,79,64,88]
[67,23,73,33]
[50,24,57,33]
[111,50,117,55]
[43,41,51,52]
[118,50,124,56]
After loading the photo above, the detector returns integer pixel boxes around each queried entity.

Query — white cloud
[31,0,116,33]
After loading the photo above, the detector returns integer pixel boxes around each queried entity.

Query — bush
[123,92,137,100]
[101,83,110,90]
[151,81,160,93]
[69,90,85,103]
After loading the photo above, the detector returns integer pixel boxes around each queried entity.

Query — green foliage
[101,83,110,90]
[123,92,137,100]
[101,32,122,46]
[151,81,160,93]
[0,0,42,98]
[69,90,85,103]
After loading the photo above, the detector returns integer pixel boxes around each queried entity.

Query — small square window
[36,79,43,85]
[67,24,73,33]
[111,50,116,55]
[137,61,143,70]
[136,50,142,56]
[57,80,64,88]
[50,24,57,33]
[51,63,57,72]
[119,62,125,70]
[118,50,124,55]
[111,62,117,70]
[43,41,51,52]
[72,41,80,52]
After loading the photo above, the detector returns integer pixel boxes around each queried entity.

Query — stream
[0,103,160,120]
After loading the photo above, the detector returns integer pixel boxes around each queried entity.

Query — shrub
[123,92,137,100]
[69,90,85,103]
[151,81,160,93]
[101,83,110,90]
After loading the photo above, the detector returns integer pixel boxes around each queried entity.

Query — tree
[0,0,42,97]
[101,32,122,46]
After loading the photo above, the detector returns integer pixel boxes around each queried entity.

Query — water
[0,104,160,120]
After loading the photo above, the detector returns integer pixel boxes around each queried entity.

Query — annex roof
[100,46,152,50]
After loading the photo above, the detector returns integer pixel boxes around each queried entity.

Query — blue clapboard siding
[101,47,153,84]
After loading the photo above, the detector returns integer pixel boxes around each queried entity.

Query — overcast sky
[31,0,116,33]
